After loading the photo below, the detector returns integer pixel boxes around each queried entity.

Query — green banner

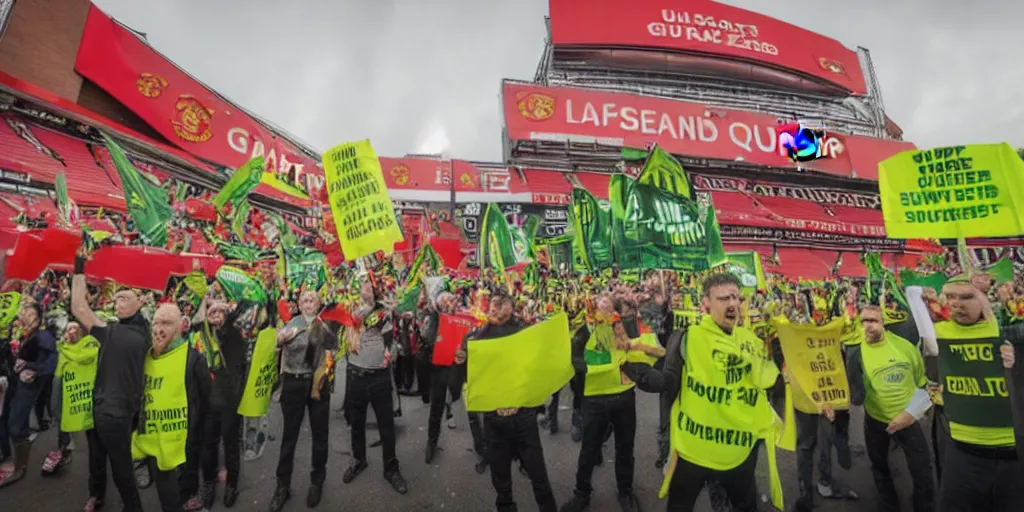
[569,187,614,271]
[101,133,173,246]
[215,266,266,303]
[478,203,519,271]
[214,156,264,210]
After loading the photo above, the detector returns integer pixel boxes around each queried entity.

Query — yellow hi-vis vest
[59,336,100,432]
[670,316,778,470]
[583,324,634,397]
[934,319,1015,448]
[132,343,189,471]
[660,316,785,509]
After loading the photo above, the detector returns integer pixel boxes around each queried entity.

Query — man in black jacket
[70,245,152,512]
[454,290,557,512]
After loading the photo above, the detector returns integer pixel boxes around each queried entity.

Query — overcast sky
[92,0,1024,162]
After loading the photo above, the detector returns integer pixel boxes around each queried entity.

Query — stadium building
[0,0,323,256]
[384,0,933,278]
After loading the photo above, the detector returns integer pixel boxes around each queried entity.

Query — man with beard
[269,290,337,511]
[620,273,780,512]
[70,245,152,512]
[455,289,558,512]
[133,303,211,512]
[932,276,1021,511]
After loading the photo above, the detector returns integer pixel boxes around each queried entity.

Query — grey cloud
[92,0,1023,162]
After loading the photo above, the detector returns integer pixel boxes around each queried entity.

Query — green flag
[213,157,265,210]
[55,172,71,226]
[405,243,442,291]
[101,133,173,246]
[899,268,948,292]
[569,187,614,271]
[637,144,691,199]
[215,266,266,303]
[478,203,518,271]
[231,198,251,240]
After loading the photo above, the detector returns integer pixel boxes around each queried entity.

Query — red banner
[74,6,323,203]
[433,313,480,366]
[504,82,915,180]
[4,228,223,290]
[549,0,866,94]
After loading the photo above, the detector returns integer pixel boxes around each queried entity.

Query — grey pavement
[4,378,923,511]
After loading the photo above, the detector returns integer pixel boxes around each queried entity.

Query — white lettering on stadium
[647,10,779,57]
[563,100,847,160]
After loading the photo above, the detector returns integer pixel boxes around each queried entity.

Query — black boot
[384,460,408,495]
[342,459,368,484]
[425,442,437,464]
[223,481,239,508]
[306,483,323,507]
[268,485,290,512]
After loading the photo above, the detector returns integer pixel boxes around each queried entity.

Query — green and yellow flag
[101,133,173,247]
[213,156,264,210]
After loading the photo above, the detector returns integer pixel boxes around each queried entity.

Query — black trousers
[202,407,242,486]
[938,442,1024,512]
[177,421,204,501]
[574,389,637,498]
[415,354,432,403]
[468,411,487,458]
[794,410,850,508]
[346,366,398,469]
[394,354,415,392]
[666,448,759,512]
[484,409,557,512]
[274,374,330,488]
[88,414,144,511]
[427,365,461,445]
[864,415,935,512]
[146,457,182,512]
[33,373,55,424]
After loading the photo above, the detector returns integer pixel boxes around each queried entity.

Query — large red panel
[504,82,915,180]
[549,0,867,94]
[74,6,324,197]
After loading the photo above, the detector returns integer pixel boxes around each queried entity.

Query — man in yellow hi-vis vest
[621,273,781,512]
[931,276,1022,511]
[134,303,211,512]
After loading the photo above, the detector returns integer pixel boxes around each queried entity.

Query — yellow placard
[878,143,1024,238]
[322,140,404,261]
[0,291,21,328]
[465,313,574,412]
[774,317,850,410]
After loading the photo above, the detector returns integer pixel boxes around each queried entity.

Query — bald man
[134,303,210,512]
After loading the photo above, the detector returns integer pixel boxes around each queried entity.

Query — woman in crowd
[0,303,57,488]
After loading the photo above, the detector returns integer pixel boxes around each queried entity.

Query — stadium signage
[692,175,880,209]
[548,0,867,94]
[505,82,915,180]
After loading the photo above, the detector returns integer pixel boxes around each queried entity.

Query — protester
[69,245,153,512]
[847,304,935,512]
[269,290,337,511]
[455,289,558,512]
[342,276,407,494]
[933,277,1022,510]
[0,303,56,488]
[622,273,780,512]
[133,303,210,512]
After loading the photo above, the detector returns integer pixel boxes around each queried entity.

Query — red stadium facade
[381,1,923,278]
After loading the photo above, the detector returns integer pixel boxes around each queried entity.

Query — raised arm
[70,246,105,332]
